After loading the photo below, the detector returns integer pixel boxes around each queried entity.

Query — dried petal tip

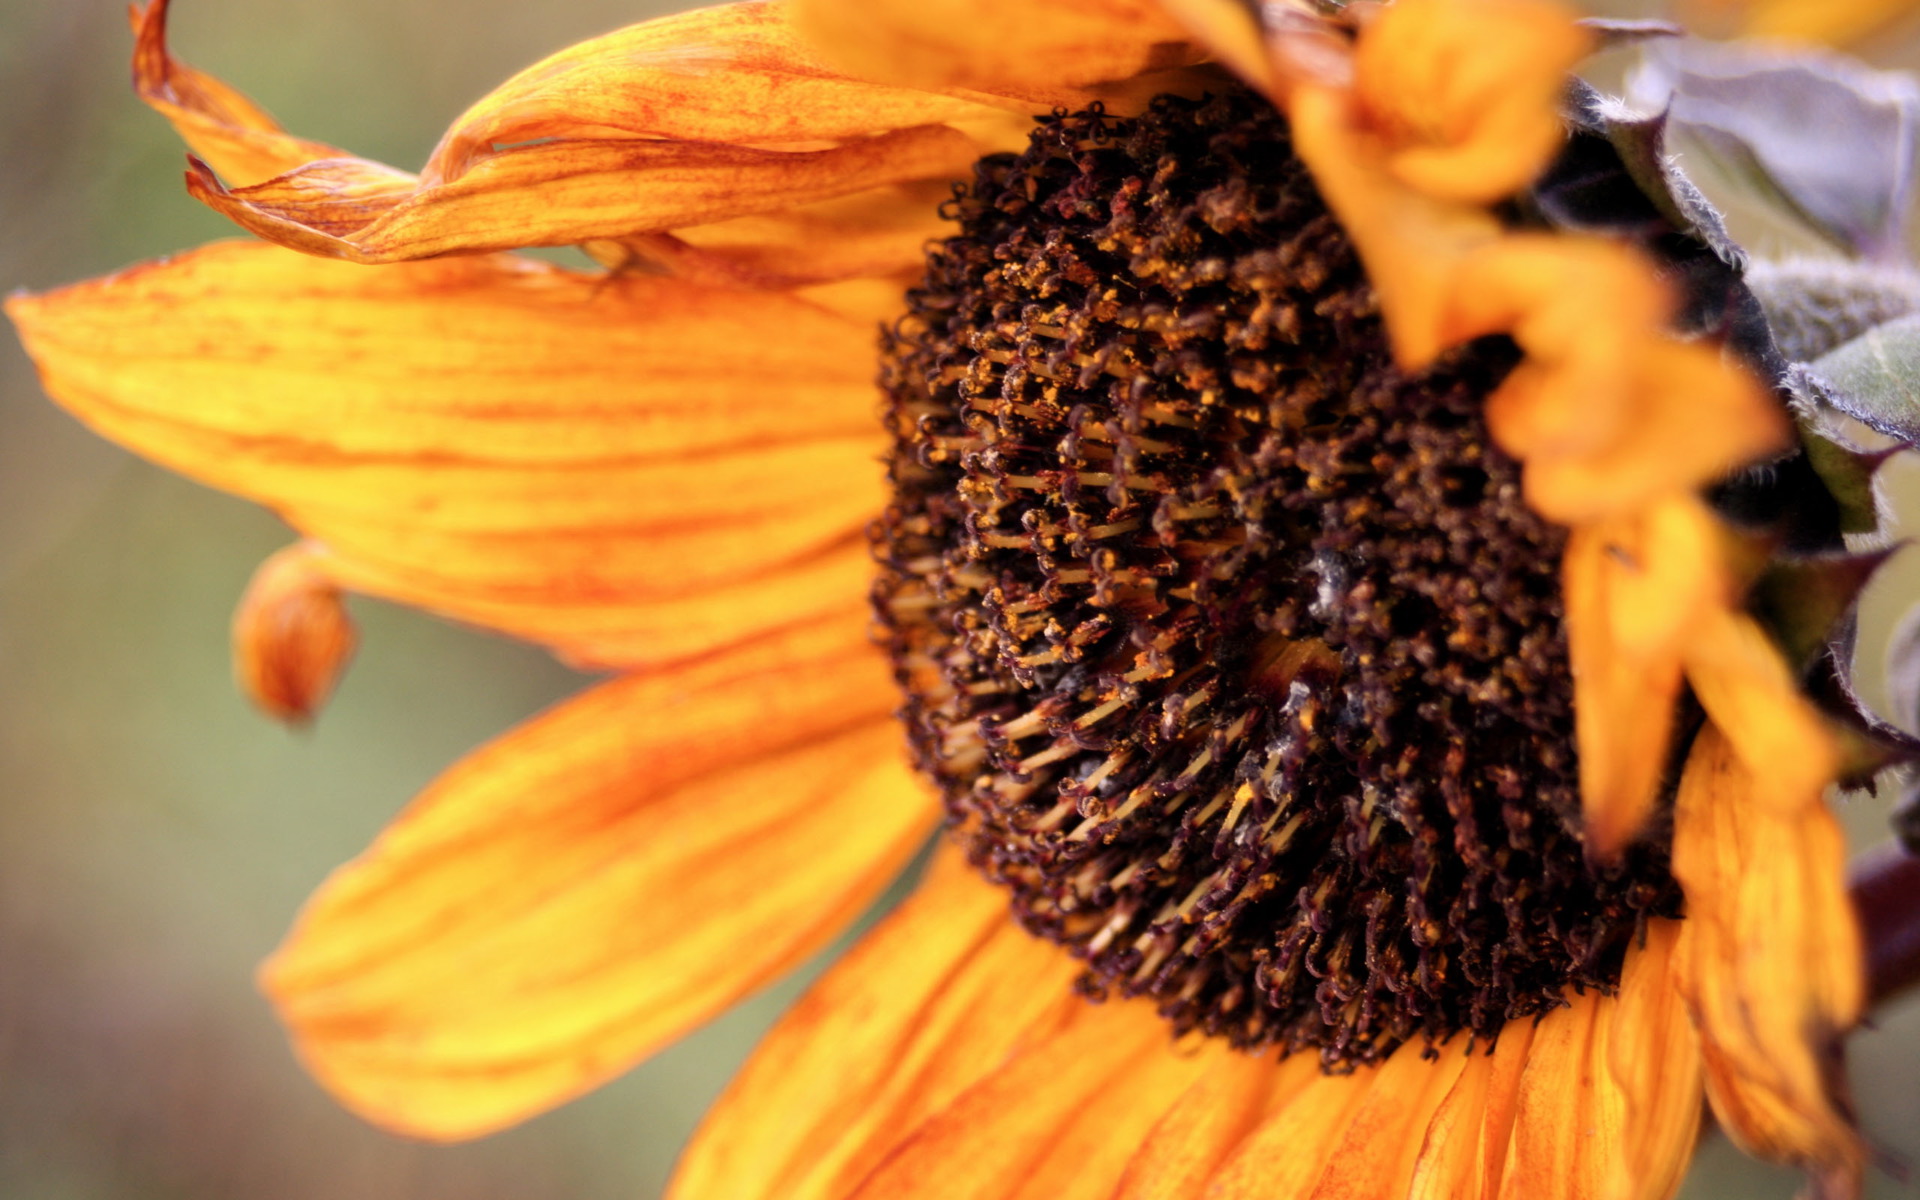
[234,542,357,724]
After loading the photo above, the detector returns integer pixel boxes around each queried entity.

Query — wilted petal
[1671,725,1864,1198]
[7,240,885,669]
[1354,0,1590,205]
[427,0,1018,178]
[791,0,1199,97]
[263,626,933,1140]
[188,126,980,264]
[232,541,357,724]
[132,0,350,185]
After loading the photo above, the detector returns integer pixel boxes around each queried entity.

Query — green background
[0,2,1914,1197]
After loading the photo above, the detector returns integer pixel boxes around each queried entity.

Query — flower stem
[1853,840,1920,1007]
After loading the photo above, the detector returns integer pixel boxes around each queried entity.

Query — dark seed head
[871,89,1682,1065]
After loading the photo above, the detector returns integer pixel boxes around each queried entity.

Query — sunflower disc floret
[873,89,1684,1066]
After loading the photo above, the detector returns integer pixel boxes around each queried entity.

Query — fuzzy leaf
[1629,39,1920,262]
[1795,419,1898,535]
[1754,551,1897,672]
[1806,315,1920,440]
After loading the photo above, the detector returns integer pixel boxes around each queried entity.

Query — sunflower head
[8,2,1920,1199]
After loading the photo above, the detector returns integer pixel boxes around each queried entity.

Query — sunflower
[7,0,1913,1197]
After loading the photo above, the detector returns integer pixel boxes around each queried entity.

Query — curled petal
[132,0,348,185]
[1286,83,1503,366]
[6,241,886,669]
[1684,609,1839,813]
[1516,341,1788,525]
[188,125,980,264]
[232,541,357,724]
[1563,496,1725,856]
[669,849,1086,1200]
[1671,726,1863,1198]
[1444,236,1788,524]
[791,0,1199,97]
[263,627,932,1140]
[1354,0,1590,204]
[425,0,1017,181]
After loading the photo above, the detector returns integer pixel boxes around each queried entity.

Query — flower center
[872,89,1683,1065]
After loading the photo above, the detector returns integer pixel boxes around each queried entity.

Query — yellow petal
[232,541,357,724]
[1353,0,1589,205]
[791,0,1199,97]
[187,125,979,263]
[7,240,887,669]
[1671,725,1864,1197]
[132,0,350,185]
[669,848,1085,1200]
[262,626,933,1141]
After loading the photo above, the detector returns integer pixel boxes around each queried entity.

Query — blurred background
[0,2,1917,1198]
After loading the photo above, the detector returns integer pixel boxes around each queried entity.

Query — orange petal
[668,848,1086,1200]
[1697,0,1919,43]
[1496,924,1705,1200]
[7,240,888,669]
[1562,496,1724,857]
[262,625,933,1141]
[595,181,952,290]
[131,0,351,185]
[1153,0,1279,95]
[846,1000,1216,1200]
[1114,1051,1318,1200]
[1285,82,1503,367]
[1517,342,1788,526]
[1671,725,1864,1197]
[424,2,1014,178]
[1604,922,1706,1200]
[1201,1038,1456,1199]
[232,541,357,724]
[1410,1021,1536,1199]
[187,124,979,263]
[1353,0,1589,205]
[1683,609,1839,814]
[790,0,1199,97]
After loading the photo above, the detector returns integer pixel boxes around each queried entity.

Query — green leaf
[1628,40,1920,262]
[1806,315,1920,440]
